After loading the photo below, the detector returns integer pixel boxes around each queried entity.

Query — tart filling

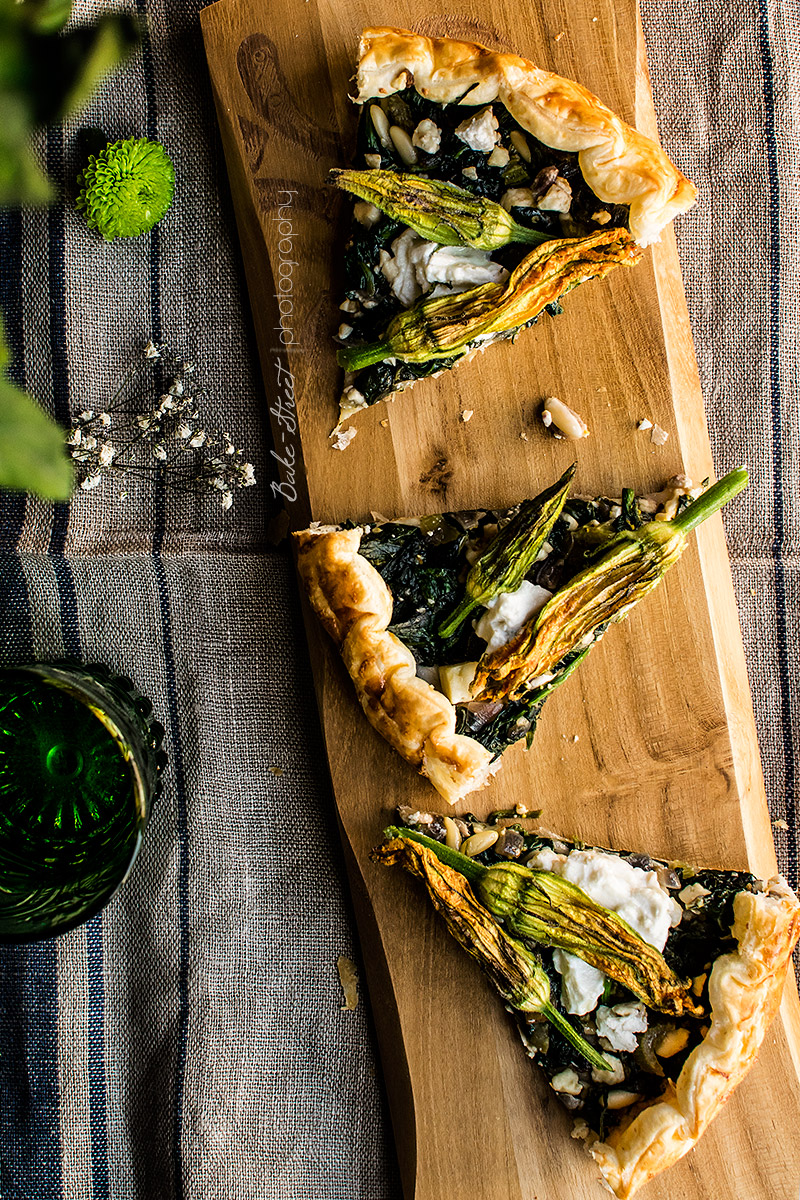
[376,809,800,1198]
[332,28,697,420]
[295,469,746,803]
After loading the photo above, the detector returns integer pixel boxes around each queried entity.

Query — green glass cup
[0,663,166,942]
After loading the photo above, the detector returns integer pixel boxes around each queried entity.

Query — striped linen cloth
[0,0,796,1197]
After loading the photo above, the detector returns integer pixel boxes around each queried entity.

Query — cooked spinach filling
[340,88,630,406]
[359,493,656,759]
[395,807,759,1139]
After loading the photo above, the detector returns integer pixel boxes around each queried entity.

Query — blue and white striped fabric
[0,0,796,1196]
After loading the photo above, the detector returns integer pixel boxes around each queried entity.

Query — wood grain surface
[200,2,800,1196]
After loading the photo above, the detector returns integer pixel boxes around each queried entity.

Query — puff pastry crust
[356,27,697,247]
[295,525,493,804]
[590,877,800,1198]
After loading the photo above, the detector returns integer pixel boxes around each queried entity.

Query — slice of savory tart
[333,27,697,425]
[373,811,800,1199]
[294,467,747,805]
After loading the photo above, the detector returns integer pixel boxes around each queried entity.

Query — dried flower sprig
[67,341,257,511]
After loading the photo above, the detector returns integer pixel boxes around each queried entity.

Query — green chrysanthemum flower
[76,138,175,241]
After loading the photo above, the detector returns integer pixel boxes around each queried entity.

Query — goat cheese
[550,1068,582,1096]
[379,229,507,308]
[454,107,500,152]
[595,1002,648,1053]
[528,846,682,1016]
[552,949,605,1016]
[474,580,552,655]
[412,118,442,155]
[439,661,479,704]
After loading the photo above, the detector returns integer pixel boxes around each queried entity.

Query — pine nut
[370,104,392,149]
[541,395,589,441]
[443,816,462,851]
[389,125,418,166]
[462,829,499,857]
[510,130,531,161]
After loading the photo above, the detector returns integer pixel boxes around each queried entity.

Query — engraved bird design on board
[237,33,341,162]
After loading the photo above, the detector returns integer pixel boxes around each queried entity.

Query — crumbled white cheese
[529,848,682,950]
[527,846,682,1016]
[487,145,510,168]
[340,381,367,417]
[439,661,479,704]
[364,152,382,169]
[538,176,572,213]
[474,580,552,655]
[454,107,500,152]
[678,882,711,907]
[592,209,612,225]
[650,423,670,446]
[552,949,605,1016]
[461,165,478,181]
[412,118,441,155]
[591,1054,625,1085]
[461,409,474,422]
[550,1067,582,1096]
[595,1002,648,1053]
[379,229,507,309]
[501,187,535,211]
[330,426,357,451]
[637,417,653,431]
[337,323,353,339]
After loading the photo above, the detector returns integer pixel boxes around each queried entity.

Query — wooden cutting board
[200,3,800,1197]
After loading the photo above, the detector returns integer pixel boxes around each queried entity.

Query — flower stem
[384,826,487,882]
[671,467,748,534]
[542,1001,611,1072]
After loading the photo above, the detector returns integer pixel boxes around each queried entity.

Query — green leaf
[0,91,52,205]
[47,15,140,122]
[22,0,74,35]
[0,375,73,499]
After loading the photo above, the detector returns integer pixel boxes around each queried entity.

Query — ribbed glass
[0,663,165,941]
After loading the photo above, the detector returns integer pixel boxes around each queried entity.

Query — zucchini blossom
[385,827,702,1018]
[474,468,749,703]
[338,228,641,372]
[330,169,550,250]
[373,835,611,1071]
[76,138,174,241]
[438,464,575,638]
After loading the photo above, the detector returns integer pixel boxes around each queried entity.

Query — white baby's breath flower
[67,342,256,513]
